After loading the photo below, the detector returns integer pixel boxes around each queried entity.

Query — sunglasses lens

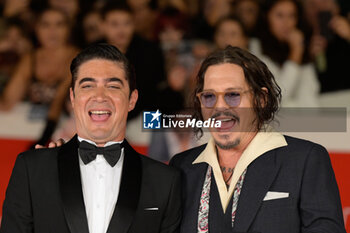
[224,92,241,107]
[200,92,216,107]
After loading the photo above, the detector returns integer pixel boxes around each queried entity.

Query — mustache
[211,111,240,123]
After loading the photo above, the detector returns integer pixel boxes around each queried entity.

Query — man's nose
[94,86,107,101]
[214,94,229,109]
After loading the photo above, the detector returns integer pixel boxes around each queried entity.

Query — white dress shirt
[77,136,124,233]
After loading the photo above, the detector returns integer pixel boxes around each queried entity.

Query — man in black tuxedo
[0,44,181,233]
[170,46,346,233]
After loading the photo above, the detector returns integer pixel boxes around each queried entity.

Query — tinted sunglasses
[196,90,251,108]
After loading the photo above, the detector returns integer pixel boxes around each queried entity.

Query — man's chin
[212,130,241,150]
[86,131,113,142]
[214,138,241,150]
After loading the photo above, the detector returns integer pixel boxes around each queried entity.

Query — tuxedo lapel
[181,162,208,233]
[106,140,142,233]
[57,135,89,233]
[233,150,281,232]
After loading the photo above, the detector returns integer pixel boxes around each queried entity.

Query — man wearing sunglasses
[170,46,346,233]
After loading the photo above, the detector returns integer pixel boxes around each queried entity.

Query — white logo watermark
[143,110,221,130]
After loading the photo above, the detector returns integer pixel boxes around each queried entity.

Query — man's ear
[128,89,138,112]
[260,87,268,107]
[70,88,75,108]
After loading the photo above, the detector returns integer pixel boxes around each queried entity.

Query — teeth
[90,111,110,115]
[218,119,232,122]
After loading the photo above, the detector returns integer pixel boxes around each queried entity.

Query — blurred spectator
[251,0,320,107]
[127,0,159,40]
[150,6,212,160]
[155,7,193,99]
[155,7,188,51]
[158,0,189,15]
[48,0,86,48]
[2,0,31,18]
[48,0,79,20]
[82,9,104,45]
[190,0,231,41]
[304,0,350,93]
[187,40,213,97]
[0,8,79,146]
[0,17,32,93]
[2,0,38,34]
[214,16,249,50]
[102,2,166,119]
[231,0,262,37]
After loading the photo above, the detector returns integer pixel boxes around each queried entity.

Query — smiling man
[0,44,181,233]
[170,46,346,233]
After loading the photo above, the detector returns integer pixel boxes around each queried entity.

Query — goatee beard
[215,138,240,150]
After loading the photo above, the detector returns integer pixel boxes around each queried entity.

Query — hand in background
[34,138,65,149]
[309,34,328,58]
[3,0,29,17]
[330,16,350,41]
[287,29,305,64]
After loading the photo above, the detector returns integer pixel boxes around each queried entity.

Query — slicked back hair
[70,43,136,95]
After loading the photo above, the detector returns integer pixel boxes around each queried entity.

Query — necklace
[224,171,234,185]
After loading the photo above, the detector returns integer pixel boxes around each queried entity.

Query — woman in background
[214,16,249,50]
[0,7,79,146]
[0,17,32,93]
[231,0,262,37]
[250,0,320,107]
[305,0,350,93]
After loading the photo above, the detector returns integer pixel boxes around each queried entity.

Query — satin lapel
[233,150,281,232]
[106,140,142,233]
[57,135,90,233]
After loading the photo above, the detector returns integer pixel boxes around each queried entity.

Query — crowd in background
[0,0,349,159]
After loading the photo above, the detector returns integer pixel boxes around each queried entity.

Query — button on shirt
[78,137,124,233]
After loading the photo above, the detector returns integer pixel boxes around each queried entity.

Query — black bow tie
[78,141,123,167]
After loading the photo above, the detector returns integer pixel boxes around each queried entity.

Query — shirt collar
[77,136,124,147]
[193,125,288,212]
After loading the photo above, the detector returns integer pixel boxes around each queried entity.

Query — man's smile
[211,111,240,132]
[215,117,237,131]
[88,109,112,122]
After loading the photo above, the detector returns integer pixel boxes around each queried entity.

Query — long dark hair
[192,46,281,138]
[259,0,312,66]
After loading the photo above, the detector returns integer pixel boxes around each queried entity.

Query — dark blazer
[1,135,181,233]
[170,135,346,233]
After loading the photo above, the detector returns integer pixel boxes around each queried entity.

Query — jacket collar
[233,149,281,232]
[57,135,142,233]
[192,125,287,212]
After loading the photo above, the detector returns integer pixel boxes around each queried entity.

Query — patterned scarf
[198,166,247,232]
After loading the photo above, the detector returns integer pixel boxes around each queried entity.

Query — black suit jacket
[1,135,181,233]
[170,135,346,233]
